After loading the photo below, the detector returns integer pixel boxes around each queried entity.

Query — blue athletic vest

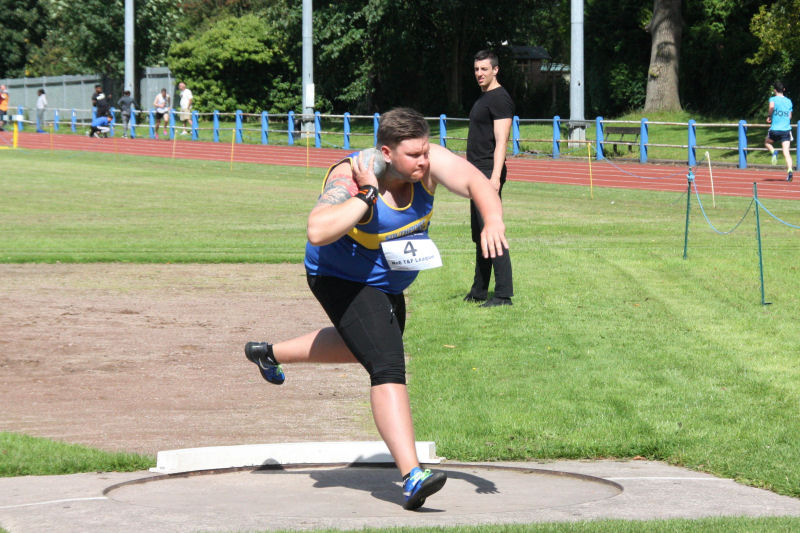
[305,153,435,294]
[770,95,793,132]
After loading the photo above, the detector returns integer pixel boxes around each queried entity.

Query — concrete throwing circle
[104,463,621,529]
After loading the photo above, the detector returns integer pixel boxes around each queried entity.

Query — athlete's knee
[368,356,406,386]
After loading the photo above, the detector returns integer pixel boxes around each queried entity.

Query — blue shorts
[768,130,793,144]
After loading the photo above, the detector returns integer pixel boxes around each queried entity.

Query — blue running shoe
[788,170,793,183]
[402,466,447,510]
[244,342,285,385]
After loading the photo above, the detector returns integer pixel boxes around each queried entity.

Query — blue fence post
[288,111,295,146]
[640,118,649,163]
[130,106,137,139]
[796,121,799,170]
[17,106,23,131]
[512,115,520,155]
[314,111,321,148]
[261,111,269,145]
[595,116,605,160]
[213,110,219,142]
[191,110,199,140]
[71,109,76,132]
[373,113,380,147]
[168,109,175,139]
[92,106,97,121]
[439,114,448,147]
[688,119,697,167]
[110,107,116,137]
[343,112,351,149]
[738,120,748,169]
[235,110,243,143]
[552,115,561,159]
[53,109,59,132]
[149,110,155,138]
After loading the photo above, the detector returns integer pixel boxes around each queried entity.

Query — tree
[749,0,800,98]
[0,0,48,77]
[26,0,182,78]
[681,0,765,117]
[176,0,279,34]
[644,0,682,112]
[313,0,547,115]
[584,0,651,117]
[167,14,300,113]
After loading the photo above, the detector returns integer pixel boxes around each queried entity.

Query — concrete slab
[151,441,440,474]
[2,459,800,532]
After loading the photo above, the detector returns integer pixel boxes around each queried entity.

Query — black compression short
[307,274,407,386]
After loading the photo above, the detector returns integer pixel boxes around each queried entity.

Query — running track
[8,130,799,201]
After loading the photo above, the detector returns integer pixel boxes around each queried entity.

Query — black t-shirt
[466,86,514,171]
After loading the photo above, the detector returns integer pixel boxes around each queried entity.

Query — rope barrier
[754,198,800,229]
[691,180,753,235]
[601,156,689,180]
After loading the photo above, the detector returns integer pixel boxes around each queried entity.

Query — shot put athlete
[244,107,509,510]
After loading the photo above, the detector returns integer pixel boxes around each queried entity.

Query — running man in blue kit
[244,107,509,510]
[764,81,794,182]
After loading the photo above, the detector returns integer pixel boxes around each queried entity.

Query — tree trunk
[644,0,682,112]
[445,40,462,113]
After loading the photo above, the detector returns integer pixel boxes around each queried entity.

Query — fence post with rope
[753,183,769,306]
[683,170,693,259]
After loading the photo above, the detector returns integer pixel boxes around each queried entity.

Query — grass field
[1,149,800,531]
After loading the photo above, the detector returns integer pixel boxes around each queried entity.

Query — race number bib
[380,238,442,271]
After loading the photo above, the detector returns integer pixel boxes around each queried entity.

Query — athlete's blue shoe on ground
[244,342,285,385]
[402,466,447,510]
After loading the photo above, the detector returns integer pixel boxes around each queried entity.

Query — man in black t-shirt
[464,49,514,307]
[92,84,111,118]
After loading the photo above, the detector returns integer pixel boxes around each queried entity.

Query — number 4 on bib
[381,238,442,271]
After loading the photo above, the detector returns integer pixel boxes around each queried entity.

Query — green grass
[0,432,154,476]
[271,520,800,533]
[2,149,800,531]
[410,179,800,497]
[0,151,313,262]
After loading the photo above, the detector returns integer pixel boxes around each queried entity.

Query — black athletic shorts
[307,274,407,386]
[768,129,793,144]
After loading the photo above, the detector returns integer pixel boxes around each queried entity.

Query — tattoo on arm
[317,173,357,206]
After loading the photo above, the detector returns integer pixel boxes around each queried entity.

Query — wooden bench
[604,126,640,154]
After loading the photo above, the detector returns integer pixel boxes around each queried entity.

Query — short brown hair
[377,107,429,148]
[474,49,499,69]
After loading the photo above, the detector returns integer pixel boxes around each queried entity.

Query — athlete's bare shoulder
[317,161,358,207]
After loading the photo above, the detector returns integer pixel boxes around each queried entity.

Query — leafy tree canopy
[167,13,303,113]
[0,0,48,77]
[3,0,792,119]
[25,0,182,78]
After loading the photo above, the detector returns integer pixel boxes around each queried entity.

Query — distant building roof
[542,63,569,72]
[510,45,551,61]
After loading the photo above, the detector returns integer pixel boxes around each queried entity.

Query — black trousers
[468,167,513,299]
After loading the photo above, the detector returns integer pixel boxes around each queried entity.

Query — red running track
[8,130,799,201]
